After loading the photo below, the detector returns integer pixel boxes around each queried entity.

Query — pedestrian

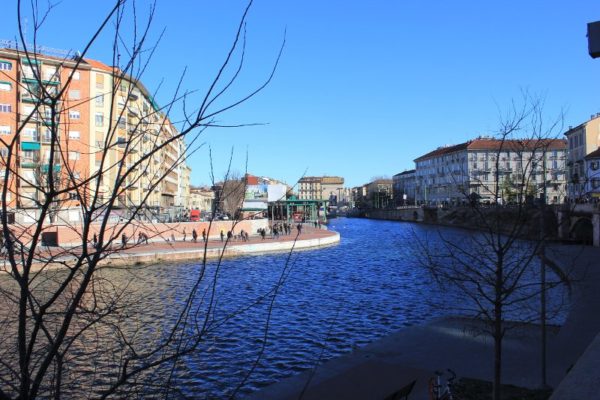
[92,233,98,248]
[144,232,148,245]
[260,228,266,240]
[240,229,246,242]
[121,233,127,248]
[314,220,318,228]
[297,223,302,235]
[192,229,198,242]
[171,233,176,242]
[202,228,207,242]
[227,230,233,240]
[138,232,144,244]
[220,230,224,242]
[183,228,187,242]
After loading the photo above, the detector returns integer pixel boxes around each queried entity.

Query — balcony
[21,75,60,86]
[41,164,61,173]
[21,157,40,168]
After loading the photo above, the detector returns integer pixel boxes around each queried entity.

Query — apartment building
[392,169,416,206]
[584,148,600,197]
[365,179,393,209]
[297,176,345,204]
[190,187,215,212]
[0,49,92,222]
[413,137,567,205]
[0,46,190,223]
[563,114,600,198]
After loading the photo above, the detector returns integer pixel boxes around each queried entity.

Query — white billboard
[268,184,287,202]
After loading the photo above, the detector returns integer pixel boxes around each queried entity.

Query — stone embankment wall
[361,207,426,222]
[357,206,559,239]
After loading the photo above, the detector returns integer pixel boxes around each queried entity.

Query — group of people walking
[95,221,315,249]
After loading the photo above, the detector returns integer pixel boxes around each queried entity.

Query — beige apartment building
[564,114,600,199]
[414,137,567,205]
[190,187,215,212]
[297,176,345,204]
[0,46,190,223]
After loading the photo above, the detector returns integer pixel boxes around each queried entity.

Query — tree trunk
[493,258,503,400]
[493,326,502,400]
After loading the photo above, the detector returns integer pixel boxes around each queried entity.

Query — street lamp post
[540,155,548,388]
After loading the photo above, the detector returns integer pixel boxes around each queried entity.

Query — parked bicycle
[428,369,456,400]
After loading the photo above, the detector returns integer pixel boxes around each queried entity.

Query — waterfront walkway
[249,244,600,400]
[93,225,340,267]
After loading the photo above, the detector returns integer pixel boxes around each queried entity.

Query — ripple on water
[8,218,568,398]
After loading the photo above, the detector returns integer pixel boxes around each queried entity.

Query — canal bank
[98,226,340,267]
[248,242,600,400]
[6,226,340,272]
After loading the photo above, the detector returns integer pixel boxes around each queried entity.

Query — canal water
[0,218,568,398]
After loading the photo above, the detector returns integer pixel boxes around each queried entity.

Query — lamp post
[540,155,548,388]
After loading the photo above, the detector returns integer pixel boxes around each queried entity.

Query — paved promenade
[248,244,600,400]
[97,225,340,267]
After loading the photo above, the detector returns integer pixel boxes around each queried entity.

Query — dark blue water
[0,217,568,398]
[107,218,463,398]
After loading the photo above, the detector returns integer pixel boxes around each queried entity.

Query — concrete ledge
[97,231,341,267]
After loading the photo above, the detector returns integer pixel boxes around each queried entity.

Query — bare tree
[419,94,572,400]
[0,0,287,398]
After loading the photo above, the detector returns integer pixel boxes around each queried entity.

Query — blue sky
[2,1,600,187]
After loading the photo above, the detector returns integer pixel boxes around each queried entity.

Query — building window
[69,110,80,119]
[0,61,12,71]
[0,126,11,135]
[0,82,11,91]
[69,89,80,100]
[95,113,104,127]
[68,151,80,160]
[95,94,104,107]
[72,71,80,80]
[23,127,37,140]
[68,130,80,140]
[95,74,104,89]
[0,104,11,113]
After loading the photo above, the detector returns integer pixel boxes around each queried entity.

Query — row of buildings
[352,113,600,209]
[0,45,191,223]
[392,137,567,207]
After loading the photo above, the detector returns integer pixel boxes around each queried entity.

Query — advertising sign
[267,184,287,202]
[245,185,268,201]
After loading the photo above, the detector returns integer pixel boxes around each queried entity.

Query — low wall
[38,219,270,247]
[98,230,341,267]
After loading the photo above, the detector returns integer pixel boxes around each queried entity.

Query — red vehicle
[190,209,201,222]
[292,212,304,223]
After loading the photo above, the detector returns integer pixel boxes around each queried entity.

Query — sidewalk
[248,244,600,399]
[41,226,341,268]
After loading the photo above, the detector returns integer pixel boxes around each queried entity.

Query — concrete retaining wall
[99,230,341,267]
